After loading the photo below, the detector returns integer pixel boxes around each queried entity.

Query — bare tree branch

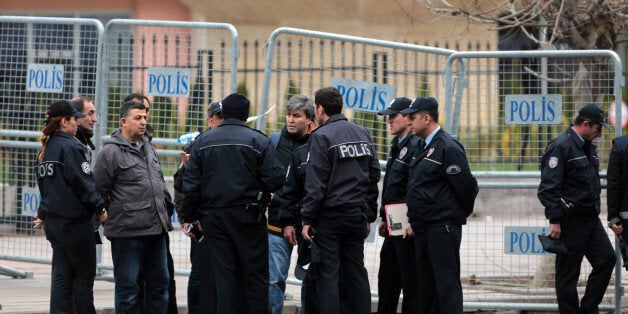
[413,0,627,50]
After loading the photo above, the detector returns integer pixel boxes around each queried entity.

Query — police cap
[47,100,86,119]
[377,97,412,115]
[209,101,223,116]
[578,104,610,129]
[400,97,438,115]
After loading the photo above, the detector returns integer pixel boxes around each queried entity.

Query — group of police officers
[34,84,625,314]
[174,86,479,314]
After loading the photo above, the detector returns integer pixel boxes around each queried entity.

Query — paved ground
[1,258,626,314]
[0,259,308,313]
[1,212,627,313]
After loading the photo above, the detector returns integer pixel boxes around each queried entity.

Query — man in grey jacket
[94,100,171,313]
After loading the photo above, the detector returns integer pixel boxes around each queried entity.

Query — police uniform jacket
[406,128,478,230]
[607,134,628,226]
[179,118,285,223]
[36,131,104,220]
[380,133,420,220]
[277,143,310,228]
[93,129,171,237]
[267,129,310,236]
[300,114,381,224]
[538,127,602,223]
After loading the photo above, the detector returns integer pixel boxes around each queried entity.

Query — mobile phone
[185,223,204,242]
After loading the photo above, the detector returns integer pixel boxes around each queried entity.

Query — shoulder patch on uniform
[446,165,461,175]
[81,162,92,174]
[548,156,558,169]
[399,147,408,159]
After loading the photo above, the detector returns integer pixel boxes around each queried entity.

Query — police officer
[538,104,615,314]
[608,134,628,247]
[401,97,478,314]
[180,93,285,313]
[376,97,421,314]
[173,101,222,314]
[301,87,381,314]
[33,100,107,314]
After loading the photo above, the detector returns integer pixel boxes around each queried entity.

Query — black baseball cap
[400,97,439,115]
[47,100,86,119]
[378,97,412,115]
[578,104,610,129]
[209,101,222,116]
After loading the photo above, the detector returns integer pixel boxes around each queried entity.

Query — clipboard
[384,203,409,236]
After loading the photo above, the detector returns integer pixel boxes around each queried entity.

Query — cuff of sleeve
[180,215,198,224]
[609,217,621,228]
[549,218,561,224]
[279,217,293,227]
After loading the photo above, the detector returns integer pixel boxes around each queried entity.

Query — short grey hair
[286,94,314,121]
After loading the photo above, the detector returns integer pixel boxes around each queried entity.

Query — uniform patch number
[446,165,462,175]
[37,163,54,177]
[338,143,373,159]
[548,156,558,169]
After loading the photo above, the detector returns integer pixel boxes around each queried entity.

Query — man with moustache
[538,104,615,313]
[267,94,316,314]
[94,101,171,312]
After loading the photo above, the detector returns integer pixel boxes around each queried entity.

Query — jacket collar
[324,114,348,125]
[106,128,149,149]
[218,118,248,128]
[566,126,586,148]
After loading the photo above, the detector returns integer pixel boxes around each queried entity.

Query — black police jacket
[380,133,421,220]
[180,118,285,222]
[301,114,381,224]
[538,127,601,223]
[36,131,104,220]
[608,135,628,226]
[406,128,478,229]
[277,143,310,228]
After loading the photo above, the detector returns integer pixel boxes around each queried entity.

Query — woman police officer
[33,100,107,313]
